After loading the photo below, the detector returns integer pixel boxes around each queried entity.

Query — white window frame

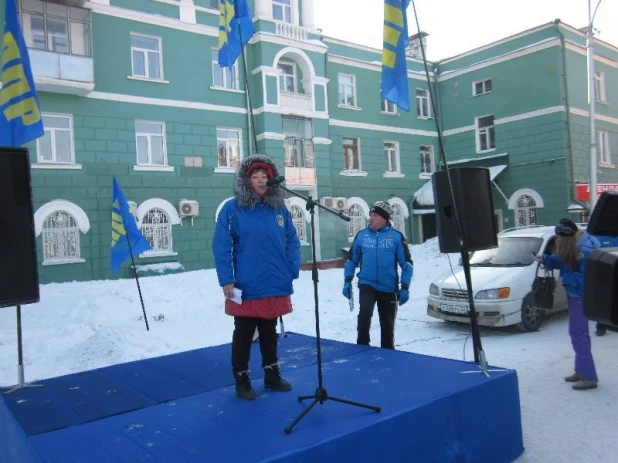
[21,1,92,57]
[475,114,495,153]
[34,200,90,266]
[347,204,366,243]
[598,131,612,166]
[135,120,168,167]
[384,141,400,173]
[419,144,434,176]
[389,203,405,233]
[216,127,242,170]
[278,60,297,93]
[343,137,360,171]
[140,208,174,256]
[416,88,431,118]
[515,194,538,228]
[594,71,606,102]
[473,78,493,96]
[338,73,357,107]
[289,204,308,245]
[272,0,292,23]
[130,33,163,80]
[211,48,239,90]
[381,99,397,114]
[36,113,75,165]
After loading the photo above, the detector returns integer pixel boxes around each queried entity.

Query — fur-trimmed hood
[235,154,285,208]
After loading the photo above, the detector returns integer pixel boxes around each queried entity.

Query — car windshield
[469,237,543,267]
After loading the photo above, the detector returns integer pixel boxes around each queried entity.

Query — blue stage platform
[1,333,524,462]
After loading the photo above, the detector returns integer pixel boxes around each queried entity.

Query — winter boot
[564,372,580,383]
[235,371,257,400]
[264,364,292,392]
[572,379,598,390]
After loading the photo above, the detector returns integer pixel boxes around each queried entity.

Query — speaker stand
[460,250,490,378]
[3,305,43,395]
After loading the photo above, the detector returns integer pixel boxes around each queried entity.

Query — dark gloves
[342,281,352,299]
[398,286,409,305]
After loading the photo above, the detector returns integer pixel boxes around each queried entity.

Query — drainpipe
[554,20,576,209]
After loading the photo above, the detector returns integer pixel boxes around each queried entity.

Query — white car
[427,226,567,331]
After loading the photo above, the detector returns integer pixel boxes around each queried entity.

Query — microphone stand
[275,183,381,435]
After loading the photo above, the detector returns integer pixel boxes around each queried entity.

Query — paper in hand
[229,288,243,305]
[349,286,354,312]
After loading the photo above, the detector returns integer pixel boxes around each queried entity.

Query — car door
[541,236,567,311]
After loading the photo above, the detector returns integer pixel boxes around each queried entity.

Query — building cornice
[329,119,436,137]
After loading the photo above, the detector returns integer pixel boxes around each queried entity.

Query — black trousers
[232,316,278,375]
[357,284,398,349]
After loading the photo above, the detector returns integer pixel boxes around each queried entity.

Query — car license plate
[438,303,469,315]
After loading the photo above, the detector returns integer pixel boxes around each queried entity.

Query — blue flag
[218,0,255,68]
[111,177,151,273]
[381,0,411,111]
[0,0,44,146]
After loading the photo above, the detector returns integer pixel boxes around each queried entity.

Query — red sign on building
[575,183,618,201]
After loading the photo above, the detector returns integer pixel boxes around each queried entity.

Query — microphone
[264,176,285,187]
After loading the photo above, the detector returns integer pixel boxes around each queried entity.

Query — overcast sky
[312,0,618,61]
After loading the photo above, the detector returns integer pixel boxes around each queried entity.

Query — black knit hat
[371,201,391,221]
[555,218,578,237]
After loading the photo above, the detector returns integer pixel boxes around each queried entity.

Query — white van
[426,226,567,331]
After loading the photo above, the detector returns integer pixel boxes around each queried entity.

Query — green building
[1,0,616,283]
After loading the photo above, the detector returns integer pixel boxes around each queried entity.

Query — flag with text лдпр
[381,0,411,111]
[111,177,151,273]
[218,0,255,68]
[0,0,44,146]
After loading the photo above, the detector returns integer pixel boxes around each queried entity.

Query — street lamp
[587,0,603,212]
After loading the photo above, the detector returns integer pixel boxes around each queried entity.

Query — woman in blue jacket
[342,201,413,349]
[212,155,300,400]
[542,218,600,390]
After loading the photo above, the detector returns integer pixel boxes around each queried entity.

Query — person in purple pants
[540,218,600,390]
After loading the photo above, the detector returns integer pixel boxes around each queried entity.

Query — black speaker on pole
[584,248,618,326]
[587,191,618,236]
[0,147,40,309]
[432,167,498,253]
[583,191,618,327]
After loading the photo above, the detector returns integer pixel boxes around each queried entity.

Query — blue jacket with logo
[542,232,600,297]
[212,198,300,300]
[344,225,413,293]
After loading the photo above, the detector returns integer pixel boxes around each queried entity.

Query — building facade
[1,0,616,283]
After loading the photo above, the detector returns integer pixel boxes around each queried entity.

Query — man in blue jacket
[342,201,413,349]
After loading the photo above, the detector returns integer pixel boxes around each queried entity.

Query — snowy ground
[1,238,616,462]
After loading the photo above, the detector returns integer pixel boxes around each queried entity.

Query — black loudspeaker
[0,147,40,308]
[432,167,498,253]
[587,191,618,236]
[584,248,618,327]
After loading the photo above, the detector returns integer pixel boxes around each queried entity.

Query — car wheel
[519,294,543,332]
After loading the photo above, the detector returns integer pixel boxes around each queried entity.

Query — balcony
[29,49,94,96]
[274,21,308,41]
[279,91,312,112]
[284,167,316,187]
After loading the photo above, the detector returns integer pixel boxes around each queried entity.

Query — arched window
[141,208,173,253]
[42,211,80,262]
[35,200,90,265]
[390,204,404,233]
[290,204,307,244]
[347,204,366,241]
[516,194,537,228]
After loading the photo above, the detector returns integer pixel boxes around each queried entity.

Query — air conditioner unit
[179,199,199,217]
[321,197,335,208]
[127,201,138,218]
[335,197,348,210]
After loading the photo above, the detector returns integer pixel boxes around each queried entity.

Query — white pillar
[254,0,270,19]
[179,0,196,24]
[301,0,315,30]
